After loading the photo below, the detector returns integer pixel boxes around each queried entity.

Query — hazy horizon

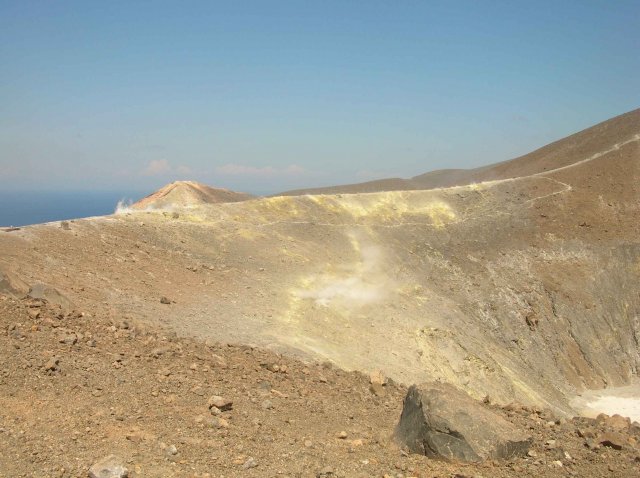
[2,1,639,195]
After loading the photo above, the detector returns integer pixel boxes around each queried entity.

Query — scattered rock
[585,438,600,450]
[125,431,150,443]
[395,382,532,462]
[263,362,280,373]
[158,367,171,377]
[210,353,227,367]
[27,308,41,319]
[43,356,59,372]
[271,389,288,398]
[599,431,625,450]
[370,382,386,397]
[604,414,630,431]
[160,296,171,305]
[88,455,128,478]
[317,465,334,477]
[211,417,229,429]
[261,399,274,410]
[576,427,595,439]
[1,283,638,477]
[59,333,78,345]
[242,457,258,469]
[150,347,168,358]
[208,395,233,411]
[9,325,26,340]
[165,444,178,456]
[370,369,387,386]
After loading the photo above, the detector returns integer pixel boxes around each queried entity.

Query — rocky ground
[2,294,640,477]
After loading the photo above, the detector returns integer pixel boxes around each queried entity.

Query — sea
[0,190,145,227]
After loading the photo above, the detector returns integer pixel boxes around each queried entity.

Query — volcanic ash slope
[1,110,639,415]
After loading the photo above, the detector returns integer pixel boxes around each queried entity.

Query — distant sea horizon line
[0,190,147,227]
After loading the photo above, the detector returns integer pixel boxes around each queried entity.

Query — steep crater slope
[1,112,638,416]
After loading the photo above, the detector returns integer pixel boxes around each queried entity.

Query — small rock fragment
[599,431,625,450]
[370,369,386,386]
[210,353,227,367]
[265,363,280,373]
[165,444,178,456]
[208,395,233,411]
[44,357,59,372]
[158,367,171,377]
[27,309,40,319]
[585,438,600,450]
[211,417,229,429]
[242,457,258,469]
[576,427,595,439]
[370,382,386,397]
[60,333,77,345]
[317,466,334,477]
[605,414,630,431]
[88,455,128,478]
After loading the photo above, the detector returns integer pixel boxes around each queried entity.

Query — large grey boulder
[395,382,532,462]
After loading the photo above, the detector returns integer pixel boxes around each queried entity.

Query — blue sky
[1,1,638,195]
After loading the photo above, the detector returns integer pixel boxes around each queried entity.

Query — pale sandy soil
[573,382,640,422]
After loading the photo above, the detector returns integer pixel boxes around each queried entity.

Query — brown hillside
[132,181,254,210]
[278,107,640,195]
